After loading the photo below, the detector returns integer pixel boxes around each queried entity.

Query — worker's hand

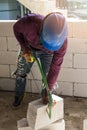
[41,88,49,105]
[41,87,57,106]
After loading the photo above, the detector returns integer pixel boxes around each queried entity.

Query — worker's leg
[13,50,34,107]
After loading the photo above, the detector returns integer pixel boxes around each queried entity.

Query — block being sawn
[83,119,87,130]
[27,94,64,130]
[18,119,65,130]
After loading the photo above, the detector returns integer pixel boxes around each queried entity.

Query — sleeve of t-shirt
[13,14,44,50]
[47,39,68,91]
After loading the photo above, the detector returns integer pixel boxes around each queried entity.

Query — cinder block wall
[0,20,87,97]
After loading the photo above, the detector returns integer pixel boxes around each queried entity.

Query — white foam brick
[27,94,64,130]
[83,119,87,130]
[17,118,28,128]
[18,127,33,130]
[18,119,65,130]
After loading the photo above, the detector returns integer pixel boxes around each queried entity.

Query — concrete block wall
[0,21,18,91]
[0,20,87,97]
[58,20,87,97]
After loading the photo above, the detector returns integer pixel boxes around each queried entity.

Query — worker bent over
[13,12,68,108]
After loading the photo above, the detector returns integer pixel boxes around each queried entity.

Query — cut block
[83,119,87,130]
[18,119,65,130]
[17,118,28,128]
[18,127,33,130]
[27,94,64,130]
[40,119,65,130]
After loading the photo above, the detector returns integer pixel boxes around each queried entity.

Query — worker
[13,12,68,108]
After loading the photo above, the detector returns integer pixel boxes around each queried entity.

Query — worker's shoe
[41,88,50,105]
[12,95,24,108]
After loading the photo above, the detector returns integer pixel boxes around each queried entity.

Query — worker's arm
[13,17,28,51]
[47,39,67,91]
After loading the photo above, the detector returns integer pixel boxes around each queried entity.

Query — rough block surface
[27,94,64,130]
[83,119,87,130]
[18,119,65,130]
[17,118,28,128]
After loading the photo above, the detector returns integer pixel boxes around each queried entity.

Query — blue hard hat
[41,12,68,51]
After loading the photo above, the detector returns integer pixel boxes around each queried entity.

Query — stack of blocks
[17,94,65,130]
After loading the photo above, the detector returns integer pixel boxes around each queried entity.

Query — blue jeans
[14,49,53,97]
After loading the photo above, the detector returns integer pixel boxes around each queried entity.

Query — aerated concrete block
[0,37,7,51]
[68,21,73,38]
[7,37,19,51]
[62,53,73,68]
[74,83,87,97]
[18,119,65,130]
[74,54,87,69]
[73,21,87,38]
[0,65,10,77]
[0,51,17,65]
[17,118,28,128]
[27,94,64,130]
[18,127,33,130]
[40,119,65,130]
[0,21,15,36]
[67,38,87,54]
[57,82,73,96]
[58,68,87,84]
[83,119,87,130]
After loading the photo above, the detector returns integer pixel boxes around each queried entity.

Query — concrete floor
[0,91,87,130]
